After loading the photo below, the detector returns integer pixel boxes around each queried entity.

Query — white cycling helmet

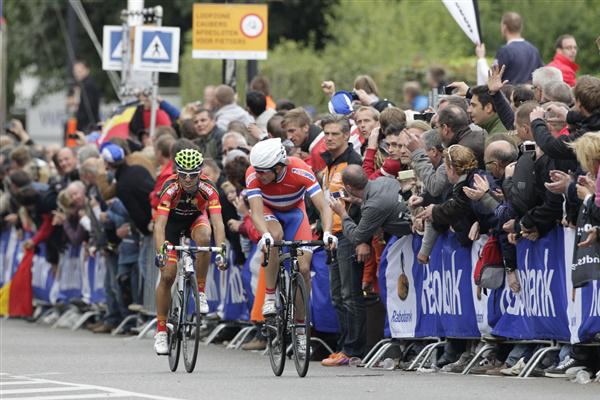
[249,138,287,170]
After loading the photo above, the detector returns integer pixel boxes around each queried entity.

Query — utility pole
[0,17,7,131]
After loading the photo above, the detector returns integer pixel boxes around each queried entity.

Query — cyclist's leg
[276,206,313,322]
[264,206,284,301]
[286,204,313,292]
[155,219,181,333]
[295,207,313,322]
[190,212,211,292]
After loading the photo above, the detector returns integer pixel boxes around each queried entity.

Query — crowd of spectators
[1,11,599,379]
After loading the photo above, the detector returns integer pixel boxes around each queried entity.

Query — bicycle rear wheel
[167,291,182,372]
[267,276,287,376]
[182,277,201,373]
[291,272,311,377]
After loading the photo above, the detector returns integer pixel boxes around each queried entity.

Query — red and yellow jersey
[156,174,221,218]
[245,157,321,211]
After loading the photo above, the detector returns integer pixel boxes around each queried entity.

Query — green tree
[182,0,600,112]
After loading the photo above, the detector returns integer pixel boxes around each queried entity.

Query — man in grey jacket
[405,105,486,197]
[329,165,412,261]
[214,85,254,131]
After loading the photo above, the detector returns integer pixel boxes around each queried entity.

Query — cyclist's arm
[154,213,168,252]
[248,196,269,236]
[310,191,332,234]
[209,212,226,247]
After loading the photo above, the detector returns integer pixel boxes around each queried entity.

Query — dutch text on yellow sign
[192,3,268,60]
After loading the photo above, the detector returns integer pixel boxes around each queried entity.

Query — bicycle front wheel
[291,272,311,377]
[267,283,287,376]
[167,291,182,372]
[182,277,201,373]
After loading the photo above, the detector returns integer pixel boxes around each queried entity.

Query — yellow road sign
[192,3,268,60]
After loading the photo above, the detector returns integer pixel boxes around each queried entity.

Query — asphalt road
[1,319,598,400]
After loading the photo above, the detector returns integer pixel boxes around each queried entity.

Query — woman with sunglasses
[152,142,226,355]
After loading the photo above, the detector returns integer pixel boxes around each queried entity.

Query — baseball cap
[100,143,125,163]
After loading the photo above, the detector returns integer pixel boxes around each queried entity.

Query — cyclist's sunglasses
[254,167,276,173]
[177,171,200,179]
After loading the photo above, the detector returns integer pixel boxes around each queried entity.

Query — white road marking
[0,380,46,385]
[0,374,186,400]
[1,386,88,394]
[14,394,131,400]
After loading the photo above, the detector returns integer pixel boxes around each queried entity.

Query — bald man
[329,165,411,262]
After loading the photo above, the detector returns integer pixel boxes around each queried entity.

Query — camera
[413,112,435,123]
[331,189,348,200]
[441,86,455,95]
[521,141,536,153]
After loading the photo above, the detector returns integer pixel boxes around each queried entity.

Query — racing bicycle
[262,239,334,377]
[165,238,224,373]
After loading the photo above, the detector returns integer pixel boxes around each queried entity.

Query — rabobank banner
[381,228,599,344]
[491,228,570,341]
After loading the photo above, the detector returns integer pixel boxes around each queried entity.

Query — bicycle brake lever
[326,237,335,265]
[261,238,271,267]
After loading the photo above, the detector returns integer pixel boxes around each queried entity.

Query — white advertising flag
[442,0,482,44]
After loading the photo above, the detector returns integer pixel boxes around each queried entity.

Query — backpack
[474,235,505,289]
[509,152,537,215]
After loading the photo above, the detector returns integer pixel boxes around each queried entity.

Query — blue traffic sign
[109,30,123,61]
[133,26,180,73]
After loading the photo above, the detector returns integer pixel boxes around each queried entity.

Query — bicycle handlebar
[166,244,223,253]
[261,238,336,267]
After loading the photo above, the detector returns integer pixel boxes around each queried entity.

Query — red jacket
[362,148,404,180]
[239,215,260,243]
[547,51,579,87]
[143,108,172,129]
[150,160,173,209]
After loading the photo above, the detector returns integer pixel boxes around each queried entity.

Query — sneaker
[241,338,267,351]
[322,352,350,366]
[86,320,104,331]
[92,323,115,334]
[565,366,588,379]
[154,332,169,355]
[528,367,546,378]
[501,357,526,376]
[544,356,584,378]
[295,332,307,359]
[486,363,508,376]
[469,358,502,375]
[198,292,209,314]
[443,352,473,373]
[262,299,277,317]
[322,352,341,361]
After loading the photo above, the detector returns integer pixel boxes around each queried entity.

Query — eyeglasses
[177,171,200,180]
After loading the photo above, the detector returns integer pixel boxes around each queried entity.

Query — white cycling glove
[323,231,338,248]
[258,232,274,251]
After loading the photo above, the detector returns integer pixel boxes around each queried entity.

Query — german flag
[0,250,34,317]
[97,105,137,144]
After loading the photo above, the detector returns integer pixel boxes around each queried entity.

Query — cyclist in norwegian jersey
[245,138,337,318]
[153,145,226,355]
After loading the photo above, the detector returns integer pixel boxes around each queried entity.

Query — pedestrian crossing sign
[133,26,180,73]
[102,25,124,71]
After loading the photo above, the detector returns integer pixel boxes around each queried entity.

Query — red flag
[0,250,34,317]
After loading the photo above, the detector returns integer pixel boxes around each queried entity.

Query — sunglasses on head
[177,171,200,179]
[446,144,460,165]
